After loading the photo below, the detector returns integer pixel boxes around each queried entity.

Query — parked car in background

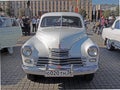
[21,12,99,82]
[0,16,22,54]
[102,16,120,50]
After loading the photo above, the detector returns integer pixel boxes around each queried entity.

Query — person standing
[17,16,24,34]
[99,16,105,35]
[23,16,31,36]
[32,16,37,32]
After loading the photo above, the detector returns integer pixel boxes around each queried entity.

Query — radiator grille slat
[51,48,69,58]
[36,57,84,66]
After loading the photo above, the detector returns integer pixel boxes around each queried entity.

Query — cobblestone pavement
[1,25,120,90]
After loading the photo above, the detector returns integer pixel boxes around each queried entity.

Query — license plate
[45,70,73,77]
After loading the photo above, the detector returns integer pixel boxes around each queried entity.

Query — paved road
[1,26,120,90]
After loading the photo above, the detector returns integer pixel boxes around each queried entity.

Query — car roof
[41,12,82,18]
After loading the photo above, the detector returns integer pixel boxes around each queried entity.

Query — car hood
[36,27,87,49]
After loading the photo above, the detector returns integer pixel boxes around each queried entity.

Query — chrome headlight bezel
[87,46,98,57]
[22,46,32,57]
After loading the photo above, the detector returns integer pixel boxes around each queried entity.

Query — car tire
[27,74,37,81]
[106,39,114,51]
[82,73,94,82]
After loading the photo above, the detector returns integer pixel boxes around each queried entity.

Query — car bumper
[22,64,98,77]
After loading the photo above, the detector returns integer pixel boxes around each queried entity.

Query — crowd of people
[93,15,116,35]
[17,16,40,36]
[16,15,116,36]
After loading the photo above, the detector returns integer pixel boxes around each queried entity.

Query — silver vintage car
[21,12,99,81]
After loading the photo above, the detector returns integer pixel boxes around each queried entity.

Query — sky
[92,0,119,5]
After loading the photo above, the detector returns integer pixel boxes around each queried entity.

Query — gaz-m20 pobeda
[21,12,99,81]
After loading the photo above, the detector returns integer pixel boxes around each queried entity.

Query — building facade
[0,1,9,14]
[30,0,72,16]
[3,0,92,20]
[73,0,92,20]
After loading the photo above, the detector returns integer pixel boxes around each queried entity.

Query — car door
[111,20,120,48]
[0,18,12,49]
[9,18,22,46]
[0,18,22,49]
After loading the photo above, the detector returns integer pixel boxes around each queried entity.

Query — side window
[115,20,120,29]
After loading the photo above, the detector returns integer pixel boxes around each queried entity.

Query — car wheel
[106,39,114,50]
[82,73,94,82]
[27,74,37,81]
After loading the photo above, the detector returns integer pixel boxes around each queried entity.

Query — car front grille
[36,48,86,66]
[36,57,85,66]
[50,48,69,58]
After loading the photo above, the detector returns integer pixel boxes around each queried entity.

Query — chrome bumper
[22,64,98,77]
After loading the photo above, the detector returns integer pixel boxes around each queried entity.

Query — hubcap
[106,39,111,49]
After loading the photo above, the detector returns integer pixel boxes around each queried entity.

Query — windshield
[41,16,82,28]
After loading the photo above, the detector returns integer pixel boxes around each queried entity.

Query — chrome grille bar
[50,48,69,58]
[36,57,85,66]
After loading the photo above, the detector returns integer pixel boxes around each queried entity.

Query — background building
[9,0,73,17]
[31,0,72,16]
[0,1,9,16]
[1,0,92,20]
[72,0,92,20]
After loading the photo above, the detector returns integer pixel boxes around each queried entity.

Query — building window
[31,1,33,8]
[56,1,58,11]
[38,1,40,9]
[64,1,65,9]
[42,0,44,11]
[56,0,58,6]
[45,0,47,11]
[53,1,54,11]
[49,2,50,11]
[60,1,62,11]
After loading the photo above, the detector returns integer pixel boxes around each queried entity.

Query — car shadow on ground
[32,76,94,89]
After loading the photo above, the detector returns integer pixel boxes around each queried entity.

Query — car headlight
[88,46,98,57]
[22,46,32,57]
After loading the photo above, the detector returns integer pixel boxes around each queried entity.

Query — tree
[103,10,111,18]
[79,9,87,19]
